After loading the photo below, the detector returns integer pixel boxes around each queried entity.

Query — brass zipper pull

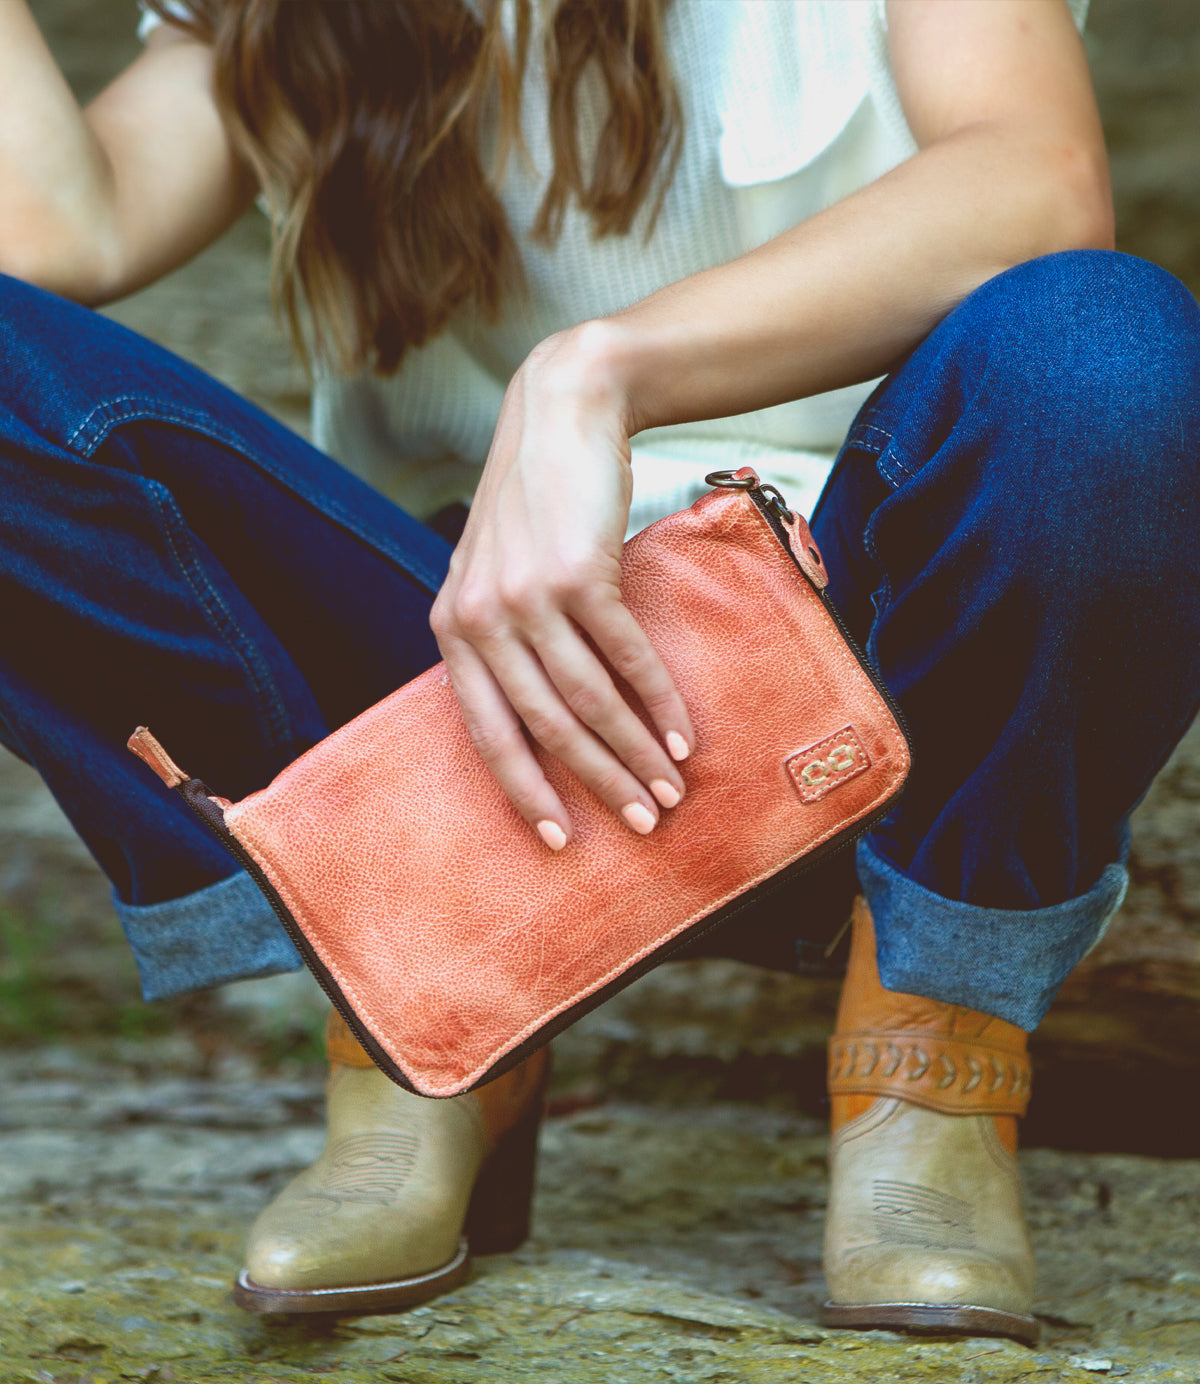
[706,469,828,590]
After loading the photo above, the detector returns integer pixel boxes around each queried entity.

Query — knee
[917,255,1200,597]
[0,270,68,337]
[871,255,1200,616]
[965,251,1200,410]
[0,272,90,400]
[962,254,1200,532]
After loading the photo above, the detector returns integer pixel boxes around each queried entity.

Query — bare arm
[599,0,1112,430]
[0,2,254,302]
[433,0,1112,847]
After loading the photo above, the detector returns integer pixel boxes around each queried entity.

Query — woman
[2,0,1197,1343]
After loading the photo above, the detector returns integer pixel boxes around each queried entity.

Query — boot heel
[464,1094,544,1254]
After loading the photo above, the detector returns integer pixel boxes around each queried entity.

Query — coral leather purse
[128,469,910,1098]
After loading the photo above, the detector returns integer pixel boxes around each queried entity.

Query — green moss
[0,902,65,1041]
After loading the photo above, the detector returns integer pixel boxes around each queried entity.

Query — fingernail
[622,802,657,835]
[536,820,568,851]
[666,731,690,762]
[650,779,681,809]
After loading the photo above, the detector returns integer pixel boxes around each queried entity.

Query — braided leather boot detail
[820,898,1038,1345]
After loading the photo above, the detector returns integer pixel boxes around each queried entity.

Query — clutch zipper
[704,469,913,751]
[173,776,405,1079]
[132,473,912,1094]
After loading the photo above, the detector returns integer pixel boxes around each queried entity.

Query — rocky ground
[2,1029,1200,1384]
[2,1,1200,1381]
[4,744,1200,1384]
[1,1040,1200,1384]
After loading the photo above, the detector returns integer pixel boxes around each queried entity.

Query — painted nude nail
[666,731,690,762]
[536,819,568,851]
[622,802,657,835]
[650,779,681,809]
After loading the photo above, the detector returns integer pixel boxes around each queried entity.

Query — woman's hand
[430,323,694,850]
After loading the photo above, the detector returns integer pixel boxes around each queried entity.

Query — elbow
[1010,134,1115,263]
[0,215,119,305]
[971,129,1116,280]
[1046,140,1115,253]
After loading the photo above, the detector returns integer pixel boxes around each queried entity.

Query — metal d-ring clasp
[706,470,794,523]
[708,470,791,523]
[704,469,757,489]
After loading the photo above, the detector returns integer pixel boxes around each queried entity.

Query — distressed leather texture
[824,900,1034,1319]
[243,1062,491,1289]
[823,1097,1036,1315]
[221,484,910,1097]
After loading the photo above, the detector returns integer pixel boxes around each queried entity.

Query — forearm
[0,1,119,293]
[443,0,1114,843]
[591,123,1112,436]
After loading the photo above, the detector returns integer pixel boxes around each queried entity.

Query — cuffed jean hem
[113,870,303,1002]
[855,838,1129,1031]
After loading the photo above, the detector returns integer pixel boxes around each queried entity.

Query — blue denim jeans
[812,251,1200,1027]
[0,272,449,996]
[1,251,1197,1028]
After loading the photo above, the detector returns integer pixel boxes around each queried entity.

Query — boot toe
[244,1237,320,1291]
[233,1046,547,1313]
[830,1246,1031,1315]
[243,1204,364,1290]
[245,1200,459,1290]
[903,1256,1028,1314]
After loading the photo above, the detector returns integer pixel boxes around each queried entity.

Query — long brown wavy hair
[147,0,681,374]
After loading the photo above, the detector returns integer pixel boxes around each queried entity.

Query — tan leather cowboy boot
[234,1010,549,1315]
[820,898,1037,1344]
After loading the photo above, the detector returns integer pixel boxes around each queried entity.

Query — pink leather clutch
[128,470,910,1098]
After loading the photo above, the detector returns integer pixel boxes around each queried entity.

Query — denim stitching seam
[843,418,913,489]
[876,452,914,489]
[66,397,443,594]
[847,421,893,454]
[69,396,259,457]
[147,483,296,757]
[861,521,893,685]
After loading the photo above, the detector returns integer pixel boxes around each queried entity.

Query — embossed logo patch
[786,725,870,803]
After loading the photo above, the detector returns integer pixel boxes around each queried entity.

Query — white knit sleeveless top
[143,0,1087,530]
